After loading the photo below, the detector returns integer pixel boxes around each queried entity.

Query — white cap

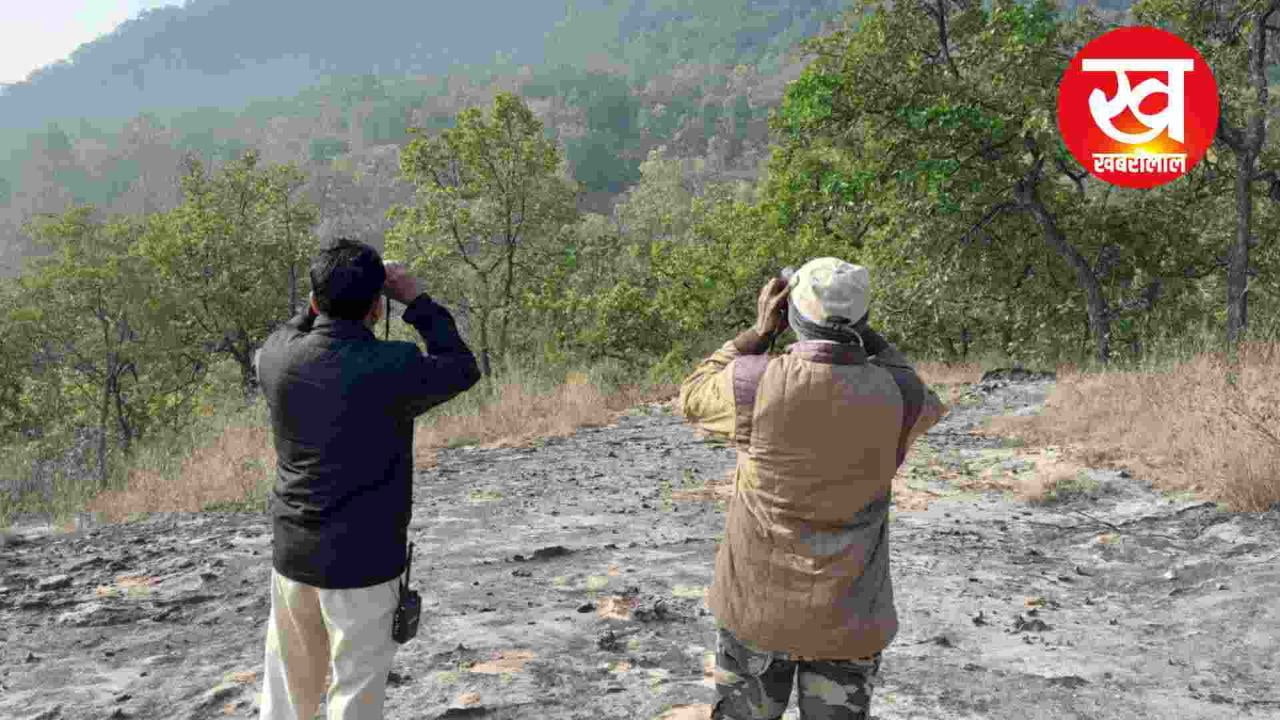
[786,257,870,327]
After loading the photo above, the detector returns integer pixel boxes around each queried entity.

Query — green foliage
[1001,0,1059,45]
[778,71,841,137]
[389,93,580,375]
[1,151,321,523]
[15,208,200,484]
[137,151,318,393]
[535,70,647,192]
[0,436,106,529]
[757,0,1234,363]
[0,280,44,442]
[1038,472,1103,504]
[566,138,642,193]
[532,149,780,369]
[1132,0,1280,348]
[309,137,350,165]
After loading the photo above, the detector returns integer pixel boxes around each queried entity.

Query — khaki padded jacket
[680,334,946,659]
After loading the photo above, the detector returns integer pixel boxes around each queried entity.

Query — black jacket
[255,293,481,588]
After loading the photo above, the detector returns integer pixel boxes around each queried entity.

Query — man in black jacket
[255,239,480,720]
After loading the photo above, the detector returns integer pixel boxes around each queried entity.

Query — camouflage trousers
[712,626,881,720]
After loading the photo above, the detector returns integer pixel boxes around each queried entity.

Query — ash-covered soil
[1,375,1278,720]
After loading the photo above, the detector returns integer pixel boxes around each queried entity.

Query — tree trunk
[96,315,116,489]
[96,380,110,489]
[285,188,299,317]
[497,239,517,362]
[1225,3,1277,348]
[477,309,493,377]
[238,355,257,401]
[231,335,258,401]
[1228,155,1253,347]
[1086,293,1111,364]
[1022,194,1112,363]
[111,370,134,455]
[288,263,299,318]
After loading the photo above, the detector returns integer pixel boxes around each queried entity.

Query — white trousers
[260,569,401,720]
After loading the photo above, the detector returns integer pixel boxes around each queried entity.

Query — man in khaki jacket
[680,257,947,720]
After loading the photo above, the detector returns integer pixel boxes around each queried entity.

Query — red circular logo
[1057,26,1219,189]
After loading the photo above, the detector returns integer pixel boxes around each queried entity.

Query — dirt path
[1,375,1277,719]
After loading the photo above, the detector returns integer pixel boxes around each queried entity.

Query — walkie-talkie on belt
[391,541,421,643]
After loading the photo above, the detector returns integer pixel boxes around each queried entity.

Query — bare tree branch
[959,201,1015,244]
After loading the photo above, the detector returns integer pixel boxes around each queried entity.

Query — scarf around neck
[788,298,864,346]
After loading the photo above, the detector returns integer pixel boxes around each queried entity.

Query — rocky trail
[1,373,1277,720]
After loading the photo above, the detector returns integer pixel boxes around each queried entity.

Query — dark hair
[309,238,386,321]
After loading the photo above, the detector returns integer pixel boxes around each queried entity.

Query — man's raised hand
[382,262,422,305]
[753,277,791,338]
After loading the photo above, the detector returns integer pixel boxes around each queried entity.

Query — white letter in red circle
[1058,27,1218,189]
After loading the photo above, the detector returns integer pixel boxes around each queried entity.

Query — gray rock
[35,575,71,591]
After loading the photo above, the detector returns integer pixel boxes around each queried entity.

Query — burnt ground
[1,375,1278,720]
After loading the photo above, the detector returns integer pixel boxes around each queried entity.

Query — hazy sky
[0,1,185,85]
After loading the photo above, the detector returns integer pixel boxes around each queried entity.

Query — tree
[614,148,700,250]
[1135,0,1280,348]
[0,277,42,443]
[388,92,579,376]
[19,208,175,486]
[764,0,1214,363]
[520,145,773,372]
[138,151,318,396]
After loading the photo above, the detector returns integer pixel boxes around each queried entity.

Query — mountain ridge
[0,0,848,132]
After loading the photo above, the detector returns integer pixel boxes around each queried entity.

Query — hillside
[0,1,559,129]
[11,0,1280,542]
[0,0,847,274]
[2,374,1276,719]
[0,0,844,128]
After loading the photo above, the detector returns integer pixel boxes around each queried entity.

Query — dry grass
[85,344,1255,527]
[984,342,1280,511]
[916,361,986,407]
[467,649,537,674]
[412,373,676,464]
[86,424,275,522]
[915,361,985,386]
[68,371,676,525]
